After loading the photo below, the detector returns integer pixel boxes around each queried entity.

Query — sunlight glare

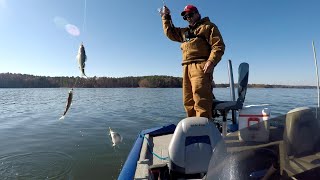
[65,24,80,36]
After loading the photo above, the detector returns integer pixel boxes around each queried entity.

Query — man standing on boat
[160,5,225,119]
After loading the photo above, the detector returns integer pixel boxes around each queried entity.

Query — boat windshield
[206,107,320,180]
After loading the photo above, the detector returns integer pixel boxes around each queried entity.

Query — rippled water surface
[0,88,317,179]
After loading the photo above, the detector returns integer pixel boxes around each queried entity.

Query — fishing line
[72,0,87,89]
[60,0,87,120]
[82,0,87,36]
[72,77,79,88]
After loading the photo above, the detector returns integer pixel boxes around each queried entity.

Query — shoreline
[0,73,315,89]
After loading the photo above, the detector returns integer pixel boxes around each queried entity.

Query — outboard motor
[168,117,222,179]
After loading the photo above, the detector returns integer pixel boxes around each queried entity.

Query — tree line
[0,73,182,88]
[0,73,315,88]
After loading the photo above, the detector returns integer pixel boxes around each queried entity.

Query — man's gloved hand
[203,60,215,73]
[159,6,170,17]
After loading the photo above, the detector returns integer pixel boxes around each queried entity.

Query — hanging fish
[76,42,87,77]
[59,88,73,120]
[109,127,123,147]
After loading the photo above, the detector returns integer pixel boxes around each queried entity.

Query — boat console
[280,107,320,177]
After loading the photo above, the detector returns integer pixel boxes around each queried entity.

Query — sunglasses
[183,13,195,20]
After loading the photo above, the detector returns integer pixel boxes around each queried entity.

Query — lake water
[0,88,317,179]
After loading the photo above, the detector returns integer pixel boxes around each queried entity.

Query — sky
[0,0,320,86]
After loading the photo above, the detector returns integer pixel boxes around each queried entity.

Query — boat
[118,60,320,180]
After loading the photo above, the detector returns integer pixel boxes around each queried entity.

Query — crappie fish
[109,127,123,147]
[59,88,73,120]
[76,42,87,77]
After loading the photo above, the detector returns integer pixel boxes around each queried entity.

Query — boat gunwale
[118,124,176,179]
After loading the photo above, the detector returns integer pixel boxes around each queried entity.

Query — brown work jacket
[162,16,225,66]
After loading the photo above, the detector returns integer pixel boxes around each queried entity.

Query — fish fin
[59,116,65,120]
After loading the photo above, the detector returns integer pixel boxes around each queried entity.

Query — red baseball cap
[181,5,198,16]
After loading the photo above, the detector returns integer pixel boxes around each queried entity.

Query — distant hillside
[215,83,314,89]
[0,73,315,89]
[0,73,181,88]
[248,83,315,89]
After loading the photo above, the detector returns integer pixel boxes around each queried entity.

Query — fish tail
[83,72,88,78]
[81,73,88,78]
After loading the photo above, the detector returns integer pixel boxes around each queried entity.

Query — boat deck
[134,134,173,179]
[134,126,284,179]
[224,126,283,153]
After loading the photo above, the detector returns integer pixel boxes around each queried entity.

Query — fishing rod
[312,41,320,109]
[161,0,166,6]
[158,0,184,42]
[158,0,166,13]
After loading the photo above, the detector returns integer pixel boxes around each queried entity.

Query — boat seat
[213,63,249,118]
[280,107,320,177]
[168,117,222,178]
[213,98,244,112]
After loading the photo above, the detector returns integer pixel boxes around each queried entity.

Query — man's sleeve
[162,15,184,43]
[207,25,225,66]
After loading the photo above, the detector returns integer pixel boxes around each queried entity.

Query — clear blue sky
[0,0,320,85]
